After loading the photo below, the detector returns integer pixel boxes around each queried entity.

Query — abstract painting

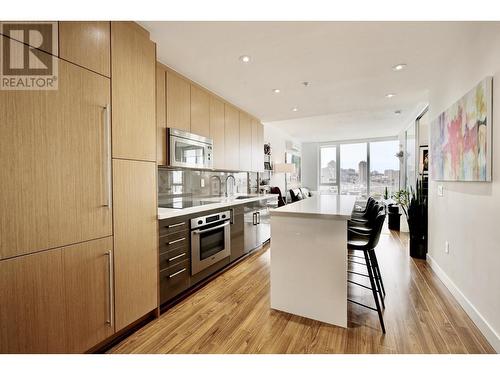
[430,77,492,181]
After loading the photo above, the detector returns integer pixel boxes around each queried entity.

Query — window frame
[317,136,399,197]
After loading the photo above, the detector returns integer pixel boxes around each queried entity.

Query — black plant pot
[409,233,427,259]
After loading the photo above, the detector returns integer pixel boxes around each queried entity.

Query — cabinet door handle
[230,208,234,224]
[102,104,112,209]
[167,237,185,245]
[256,211,261,224]
[168,253,186,262]
[169,268,187,278]
[167,222,185,228]
[252,212,256,225]
[105,250,114,327]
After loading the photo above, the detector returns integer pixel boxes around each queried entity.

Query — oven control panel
[190,210,231,230]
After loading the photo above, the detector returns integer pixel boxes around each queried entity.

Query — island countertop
[270,194,357,220]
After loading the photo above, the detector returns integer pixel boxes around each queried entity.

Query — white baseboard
[427,255,500,353]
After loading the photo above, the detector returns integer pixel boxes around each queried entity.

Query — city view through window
[319,139,399,198]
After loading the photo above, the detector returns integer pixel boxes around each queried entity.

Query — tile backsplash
[158,167,256,205]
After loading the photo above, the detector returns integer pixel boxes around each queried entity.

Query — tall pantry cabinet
[110,22,158,332]
[0,21,158,353]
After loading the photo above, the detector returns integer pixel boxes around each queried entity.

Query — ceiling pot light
[386,93,396,98]
[302,81,310,87]
[239,55,251,63]
[394,110,402,115]
[291,107,299,112]
[392,63,407,71]
[273,88,281,93]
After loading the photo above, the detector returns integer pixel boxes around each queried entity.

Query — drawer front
[159,230,189,253]
[159,246,189,271]
[159,219,189,237]
[160,260,190,304]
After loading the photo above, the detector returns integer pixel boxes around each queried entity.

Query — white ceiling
[140,21,482,142]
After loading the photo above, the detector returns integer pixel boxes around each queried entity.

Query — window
[319,146,338,194]
[318,138,400,198]
[340,143,368,197]
[369,140,400,198]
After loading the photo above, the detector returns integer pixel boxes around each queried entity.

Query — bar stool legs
[363,250,386,334]
[368,250,385,308]
[369,249,386,297]
[347,249,386,334]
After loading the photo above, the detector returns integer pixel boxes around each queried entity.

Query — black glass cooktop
[159,199,215,209]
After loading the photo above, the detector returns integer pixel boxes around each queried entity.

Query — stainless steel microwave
[168,128,213,169]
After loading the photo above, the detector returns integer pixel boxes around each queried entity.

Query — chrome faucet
[209,175,222,196]
[225,174,236,197]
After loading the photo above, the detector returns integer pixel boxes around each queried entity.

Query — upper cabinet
[209,96,225,170]
[239,112,253,171]
[161,66,264,172]
[251,119,264,172]
[166,71,191,132]
[156,63,167,165]
[190,85,210,137]
[59,22,111,77]
[224,104,240,171]
[111,22,156,162]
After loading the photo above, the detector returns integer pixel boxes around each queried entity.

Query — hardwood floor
[109,229,495,354]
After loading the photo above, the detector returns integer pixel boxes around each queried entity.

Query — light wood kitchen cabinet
[111,22,156,161]
[156,63,167,165]
[0,249,66,353]
[190,85,210,137]
[46,59,113,250]
[209,96,225,169]
[251,119,264,172]
[112,159,158,331]
[63,237,115,353]
[0,237,115,353]
[166,70,191,132]
[59,21,110,77]
[224,104,240,171]
[0,44,112,260]
[239,111,253,171]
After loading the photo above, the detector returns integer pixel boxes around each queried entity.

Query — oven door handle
[192,220,230,235]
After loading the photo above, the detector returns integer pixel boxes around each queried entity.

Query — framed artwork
[419,146,429,175]
[430,77,492,181]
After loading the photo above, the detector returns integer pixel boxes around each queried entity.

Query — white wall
[302,143,319,191]
[263,123,300,196]
[427,23,500,352]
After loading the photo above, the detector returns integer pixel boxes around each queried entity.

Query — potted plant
[392,179,428,259]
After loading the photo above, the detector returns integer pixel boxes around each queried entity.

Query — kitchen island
[270,194,356,327]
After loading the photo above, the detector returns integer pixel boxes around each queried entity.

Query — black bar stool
[348,204,386,298]
[347,211,387,333]
[351,196,376,217]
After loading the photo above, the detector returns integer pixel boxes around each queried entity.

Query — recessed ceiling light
[386,93,396,98]
[302,81,310,87]
[239,55,251,63]
[394,110,402,115]
[273,88,281,93]
[392,63,407,71]
[291,107,299,112]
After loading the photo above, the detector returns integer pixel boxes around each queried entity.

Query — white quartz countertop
[270,194,356,220]
[158,194,278,220]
